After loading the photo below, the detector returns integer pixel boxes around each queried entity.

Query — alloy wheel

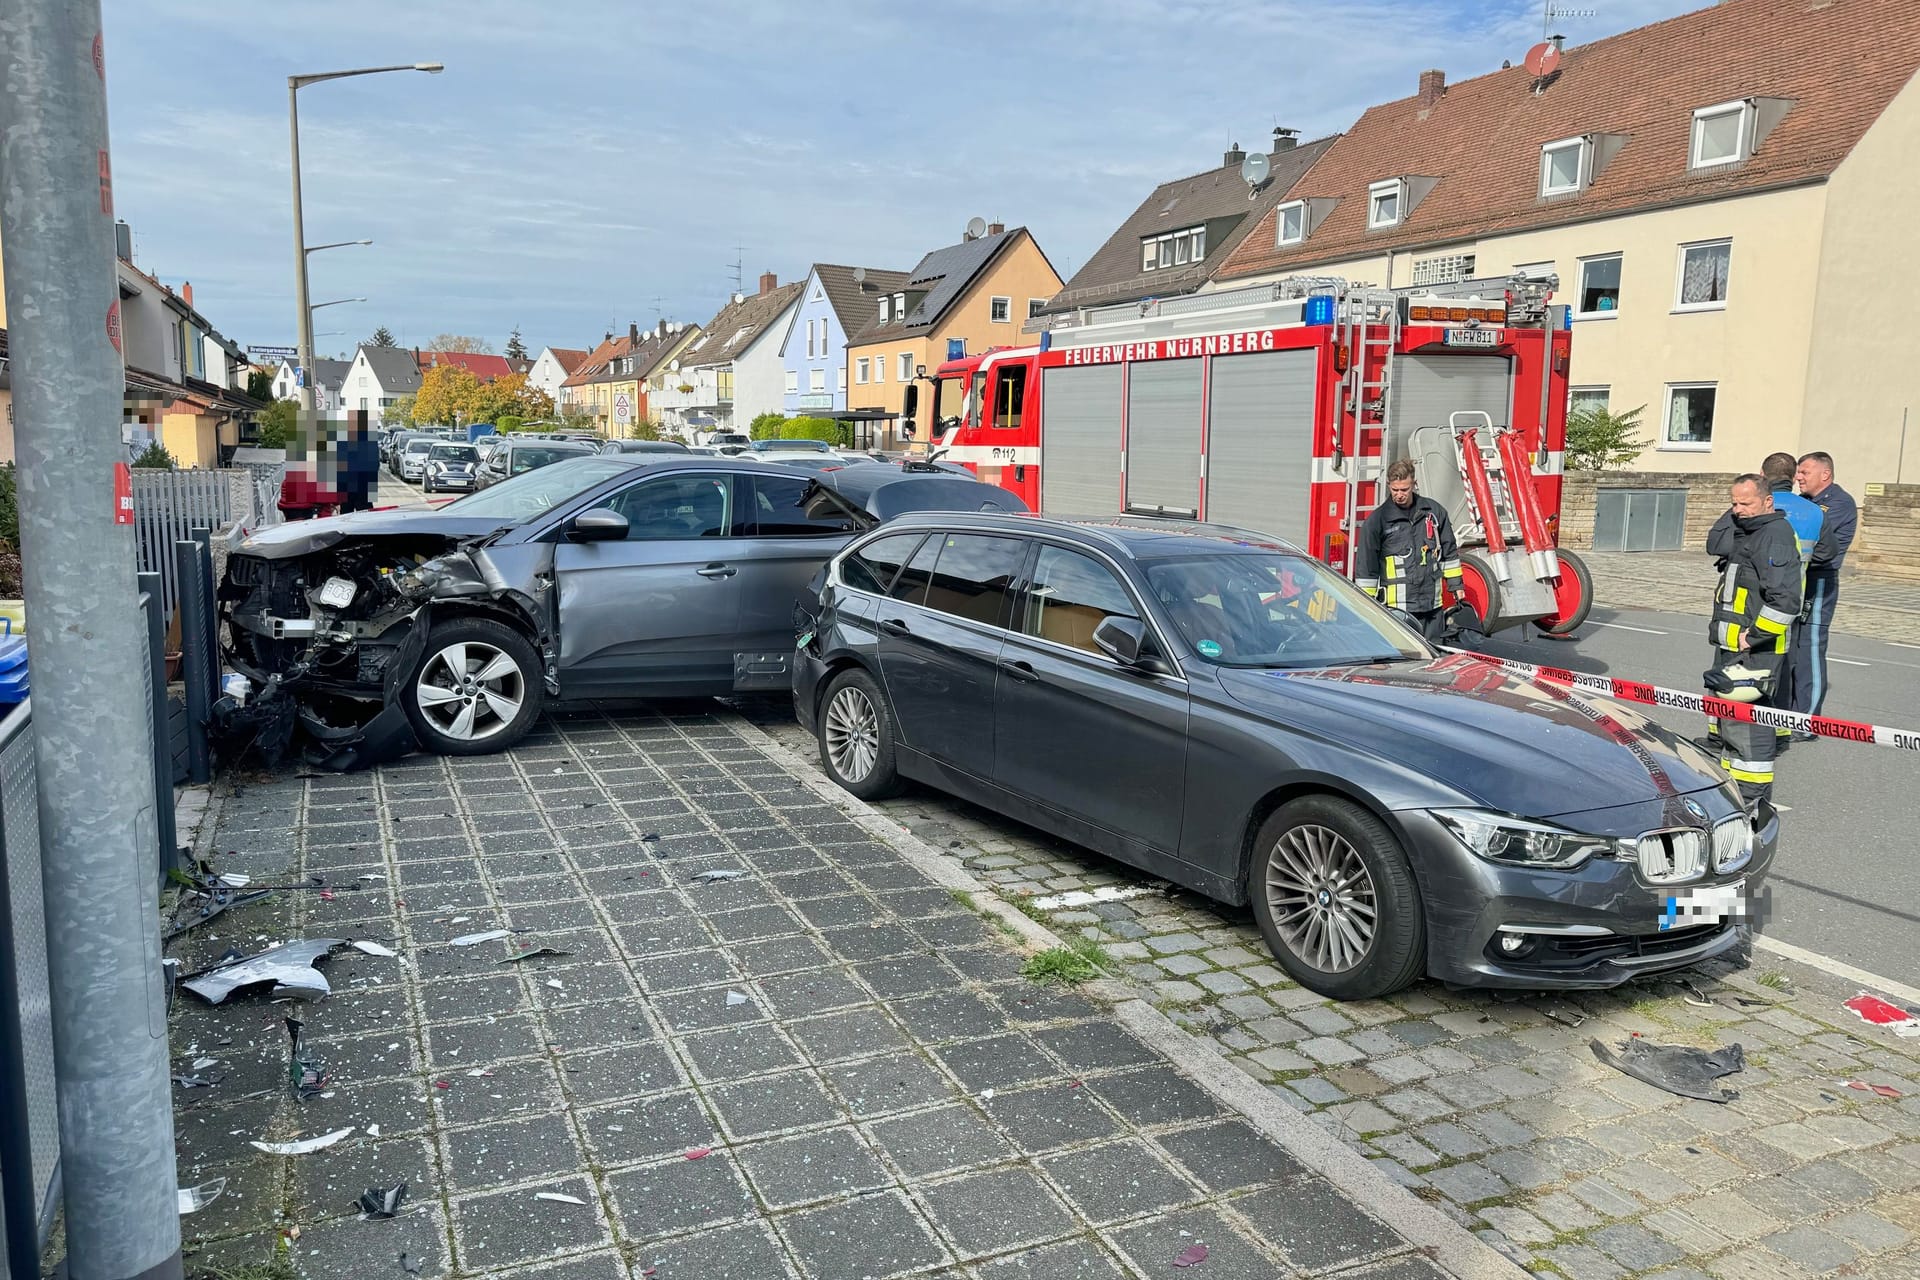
[1265,824,1378,974]
[824,686,880,782]
[414,641,525,742]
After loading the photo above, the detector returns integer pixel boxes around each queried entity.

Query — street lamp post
[290,64,441,414]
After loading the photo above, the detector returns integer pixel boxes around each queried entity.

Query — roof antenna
[729,245,745,297]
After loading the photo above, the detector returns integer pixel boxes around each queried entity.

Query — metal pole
[191,526,216,695]
[0,714,42,1279]
[290,79,316,415]
[175,542,211,787]
[0,3,183,1277]
[138,576,177,892]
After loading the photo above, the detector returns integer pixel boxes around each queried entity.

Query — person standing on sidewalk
[1354,459,1464,640]
[1762,452,1823,753]
[1787,451,1857,740]
[1702,474,1801,810]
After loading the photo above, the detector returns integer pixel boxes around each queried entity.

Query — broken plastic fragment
[534,1191,587,1205]
[400,1252,424,1275]
[684,1147,712,1160]
[1590,1037,1744,1103]
[217,873,251,888]
[502,939,573,963]
[172,1073,221,1089]
[692,869,746,883]
[251,1127,354,1155]
[450,929,512,947]
[1173,1243,1209,1267]
[191,1056,218,1070]
[181,938,343,1005]
[352,940,399,958]
[725,990,749,1007]
[177,1177,226,1213]
[357,1182,409,1219]
[979,1088,995,1101]
[287,1017,330,1101]
[367,1123,382,1138]
[1843,993,1920,1037]
[1843,1080,1905,1098]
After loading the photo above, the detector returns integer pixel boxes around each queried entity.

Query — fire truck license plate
[1443,329,1500,348]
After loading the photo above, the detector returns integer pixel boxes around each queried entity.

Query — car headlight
[1434,809,1632,870]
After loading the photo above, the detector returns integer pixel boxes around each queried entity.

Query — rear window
[842,533,925,595]
[511,445,588,473]
[751,474,859,536]
[922,534,1026,628]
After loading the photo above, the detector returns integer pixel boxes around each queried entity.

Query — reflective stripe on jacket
[1354,494,1462,613]
[1704,509,1802,653]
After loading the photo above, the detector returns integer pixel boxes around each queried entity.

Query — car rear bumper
[793,644,829,736]
[1396,807,1776,990]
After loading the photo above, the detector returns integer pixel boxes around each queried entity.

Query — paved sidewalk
[1581,551,1919,644]
[170,707,1484,1279]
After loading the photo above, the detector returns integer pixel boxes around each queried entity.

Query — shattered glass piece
[181,939,344,1005]
[217,873,252,888]
[725,990,749,1007]
[692,869,746,883]
[178,1177,227,1214]
[251,1127,355,1155]
[1590,1036,1744,1102]
[172,1073,222,1089]
[1173,1243,1209,1267]
[534,1191,587,1205]
[358,1182,409,1219]
[450,929,512,947]
[288,1017,330,1100]
[352,940,399,957]
[500,941,572,964]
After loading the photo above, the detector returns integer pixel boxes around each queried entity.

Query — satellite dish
[852,266,866,285]
[966,216,988,240]
[1524,41,1562,78]
[1240,151,1271,190]
[668,359,679,373]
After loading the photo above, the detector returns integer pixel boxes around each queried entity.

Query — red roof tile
[417,350,516,381]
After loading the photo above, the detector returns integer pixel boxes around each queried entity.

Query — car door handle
[879,618,910,637]
[999,659,1039,682]
[696,564,737,579]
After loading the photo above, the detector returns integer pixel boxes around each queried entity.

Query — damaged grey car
[218,456,1026,765]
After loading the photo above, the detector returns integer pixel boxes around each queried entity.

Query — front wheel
[1247,795,1426,1000]
[815,668,901,800]
[403,618,545,755]
[1532,547,1593,636]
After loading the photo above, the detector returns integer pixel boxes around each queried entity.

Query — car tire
[815,668,902,800]
[1247,795,1426,1001]
[403,618,545,756]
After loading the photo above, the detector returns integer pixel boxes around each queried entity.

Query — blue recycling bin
[0,627,27,705]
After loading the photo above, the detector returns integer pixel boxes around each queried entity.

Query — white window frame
[872,355,884,383]
[877,297,890,324]
[990,296,1011,323]
[1275,200,1306,246]
[1142,241,1158,272]
[1029,299,1046,319]
[1368,179,1403,229]
[898,353,913,382]
[1569,385,1610,416]
[785,370,798,395]
[1691,100,1751,170]
[1191,226,1205,261]
[1674,238,1733,313]
[1661,382,1717,452]
[855,357,869,385]
[1574,252,1624,319]
[1540,136,1589,197]
[809,368,826,393]
[893,292,905,321]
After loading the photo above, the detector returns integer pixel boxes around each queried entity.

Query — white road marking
[1828,657,1871,667]
[1892,642,1920,651]
[1753,935,1920,1008]
[1590,621,1669,635]
[1027,885,1162,911]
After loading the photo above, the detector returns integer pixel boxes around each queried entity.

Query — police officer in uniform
[1702,474,1801,810]
[1354,459,1464,640]
[1787,450,1857,741]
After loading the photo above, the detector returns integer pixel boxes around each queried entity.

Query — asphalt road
[1471,603,1920,986]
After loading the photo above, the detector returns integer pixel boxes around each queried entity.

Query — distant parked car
[398,437,436,483]
[474,438,598,489]
[706,432,751,455]
[422,442,482,494]
[747,438,836,456]
[600,439,692,456]
[757,453,872,475]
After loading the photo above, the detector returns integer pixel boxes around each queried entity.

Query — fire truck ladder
[1333,287,1400,574]
[1447,411,1561,613]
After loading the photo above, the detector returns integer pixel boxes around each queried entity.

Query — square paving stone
[731,934,834,976]
[786,1006,912,1064]
[597,889,692,926]
[748,846,831,874]
[292,1135,438,1223]
[891,991,1007,1043]
[633,948,742,994]
[909,913,999,951]
[286,1205,449,1280]
[985,1083,1122,1153]
[1111,1207,1279,1278]
[615,916,714,957]
[451,1175,609,1269]
[944,946,1028,983]
[577,1090,717,1167]
[477,1253,628,1280]
[705,904,806,942]
[441,1111,583,1192]
[680,1023,803,1083]
[868,1104,1016,1179]
[855,954,966,1000]
[1042,1137,1202,1223]
[653,984,769,1034]
[1034,1022,1160,1074]
[540,999,658,1050]
[1156,1119,1309,1192]
[627,1221,797,1280]
[794,893,886,929]
[1762,1225,1859,1273]
[1232,1179,1406,1270]
[422,974,529,1023]
[1087,1066,1224,1128]
[607,1151,757,1242]
[828,1053,959,1116]
[920,1165,1077,1258]
[708,1069,846,1139]
[759,968,869,1018]
[818,922,922,962]
[933,1035,1060,1093]
[555,1041,684,1105]
[299,1076,433,1139]
[432,1060,564,1126]
[738,1124,893,1207]
[1000,986,1101,1024]
[778,1188,949,1280]
[974,1239,1132,1278]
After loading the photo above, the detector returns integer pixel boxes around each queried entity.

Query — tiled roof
[682,283,805,370]
[1047,136,1336,311]
[561,334,629,388]
[417,350,516,381]
[309,358,351,393]
[812,263,912,339]
[356,345,423,392]
[1219,0,1920,282]
[848,228,1029,345]
[547,347,591,374]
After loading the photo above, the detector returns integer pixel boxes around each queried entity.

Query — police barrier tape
[1445,649,1920,753]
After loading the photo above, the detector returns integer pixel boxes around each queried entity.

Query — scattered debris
[1843,993,1920,1037]
[501,940,572,963]
[287,1017,330,1100]
[465,1068,494,1078]
[400,1251,424,1274]
[367,1124,382,1138]
[1026,884,1165,911]
[1843,1080,1905,1099]
[1678,978,1716,1008]
[177,1178,226,1214]
[684,1147,711,1160]
[352,939,400,958]
[979,1089,995,1102]
[534,1191,587,1205]
[217,873,252,888]
[171,1073,222,1089]
[251,1127,355,1155]
[1173,1243,1209,1267]
[190,1056,218,1070]
[357,1182,409,1219]
[181,939,343,1004]
[1538,1002,1588,1029]
[450,929,512,947]
[725,990,749,1007]
[691,869,746,883]
[1591,1036,1745,1103]
[546,978,565,991]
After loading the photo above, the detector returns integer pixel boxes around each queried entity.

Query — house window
[1368,179,1403,229]
[872,356,884,383]
[898,353,913,382]
[856,358,870,384]
[379,396,395,408]
[893,292,905,320]
[1029,299,1046,319]
[810,369,826,392]
[1676,239,1732,311]
[1576,253,1622,316]
[1276,200,1306,246]
[1569,386,1609,418]
[785,370,798,395]
[1140,226,1206,272]
[877,297,890,324]
[1540,137,1589,196]
[1691,101,1751,169]
[359,397,368,411]
[1663,383,1717,449]
[1142,241,1157,272]
[990,297,1011,323]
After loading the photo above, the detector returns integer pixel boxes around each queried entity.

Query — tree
[780,416,850,447]
[369,326,398,348]
[131,440,176,469]
[386,393,417,425]
[496,415,525,435]
[627,418,663,441]
[429,333,493,354]
[245,368,274,402]
[256,399,298,449]
[749,412,788,441]
[414,364,482,424]
[504,328,528,361]
[1565,403,1650,471]
[466,372,551,426]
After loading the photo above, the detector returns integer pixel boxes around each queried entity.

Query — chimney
[758,270,777,296]
[114,219,132,262]
[1418,69,1446,107]
[987,222,1005,236]
[629,321,639,346]
[181,281,193,307]
[1224,141,1246,168]
[1271,127,1298,155]
[656,319,667,339]
[1548,33,1564,52]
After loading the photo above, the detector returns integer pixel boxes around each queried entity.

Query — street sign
[613,392,632,424]
[248,344,297,362]
[294,367,307,388]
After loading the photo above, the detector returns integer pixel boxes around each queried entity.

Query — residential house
[1208,0,1920,551]
[1040,130,1334,315]
[843,224,1063,450]
[270,358,350,414]
[651,275,804,436]
[527,346,589,405]
[561,324,702,434]
[778,263,910,417]
[416,350,517,382]
[342,345,423,428]
[559,332,629,427]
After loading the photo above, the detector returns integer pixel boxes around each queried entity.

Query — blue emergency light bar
[1303,295,1337,326]
[947,338,966,361]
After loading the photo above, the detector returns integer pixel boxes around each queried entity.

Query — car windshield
[752,439,832,453]
[510,444,590,474]
[439,456,635,522]
[404,439,432,454]
[1143,552,1427,668]
[429,444,476,462]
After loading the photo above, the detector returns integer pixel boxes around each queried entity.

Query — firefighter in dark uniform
[1354,459,1464,640]
[1702,473,1802,810]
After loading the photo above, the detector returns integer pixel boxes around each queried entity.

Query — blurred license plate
[1443,329,1500,348]
[1660,879,1746,931]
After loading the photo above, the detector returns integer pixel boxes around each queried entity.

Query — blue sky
[104,0,1702,359]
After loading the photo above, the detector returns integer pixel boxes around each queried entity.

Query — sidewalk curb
[737,714,1530,1280]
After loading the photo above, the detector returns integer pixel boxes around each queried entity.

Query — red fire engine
[910,274,1591,635]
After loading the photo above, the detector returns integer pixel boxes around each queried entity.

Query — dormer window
[1691,100,1752,169]
[878,296,891,324]
[1540,136,1591,197]
[1140,225,1206,272]
[1368,179,1403,229]
[893,292,906,320]
[1275,200,1306,246]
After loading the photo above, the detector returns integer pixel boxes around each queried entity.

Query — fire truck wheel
[816,668,902,800]
[1532,547,1594,636]
[1453,550,1502,633]
[1248,795,1425,1001]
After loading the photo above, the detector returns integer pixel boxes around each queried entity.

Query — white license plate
[1443,328,1500,348]
[1659,879,1747,931]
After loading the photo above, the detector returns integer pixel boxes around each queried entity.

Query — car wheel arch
[813,652,883,724]
[1234,776,1435,905]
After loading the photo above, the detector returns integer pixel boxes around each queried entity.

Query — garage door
[1125,359,1204,517]
[1204,349,1318,546]
[1389,353,1513,442]
[1039,364,1123,517]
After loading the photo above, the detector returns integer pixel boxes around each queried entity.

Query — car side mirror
[1093,615,1149,666]
[569,508,629,542]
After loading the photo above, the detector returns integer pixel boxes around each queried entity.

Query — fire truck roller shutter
[1202,348,1318,546]
[1039,364,1124,517]
[1124,359,1204,518]
[1391,354,1513,536]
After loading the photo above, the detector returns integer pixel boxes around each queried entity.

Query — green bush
[749,412,788,441]
[132,441,176,469]
[1565,403,1650,471]
[778,416,850,446]
[0,464,18,546]
[495,415,524,435]
[256,399,297,450]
